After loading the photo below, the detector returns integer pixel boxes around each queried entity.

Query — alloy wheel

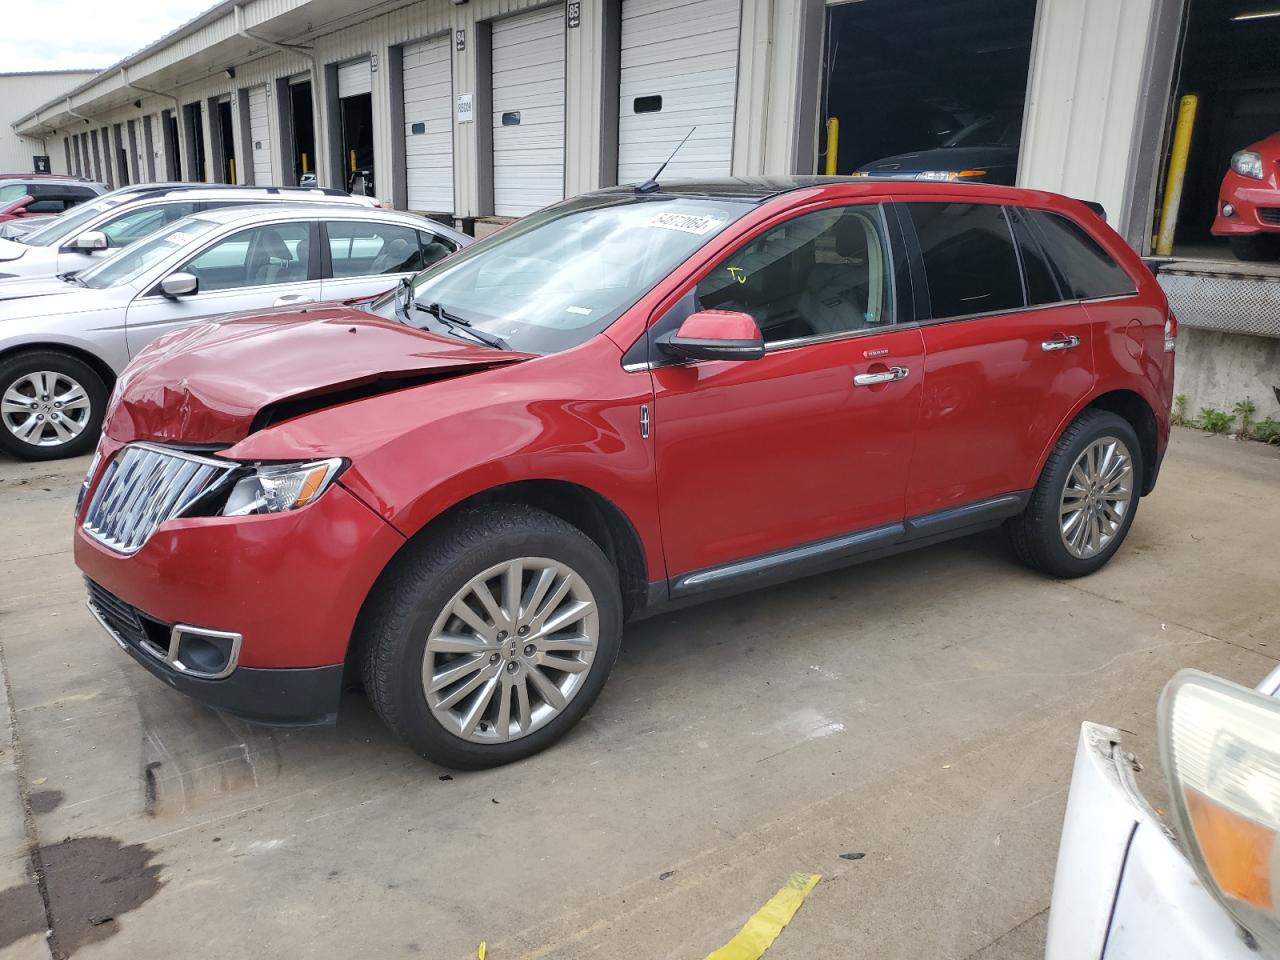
[423,557,599,743]
[1,371,92,448]
[1059,435,1134,560]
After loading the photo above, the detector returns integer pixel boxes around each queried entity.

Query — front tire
[358,504,623,769]
[0,350,107,461]
[1008,410,1142,578]
[1230,235,1280,262]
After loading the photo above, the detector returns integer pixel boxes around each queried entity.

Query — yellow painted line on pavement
[703,872,821,960]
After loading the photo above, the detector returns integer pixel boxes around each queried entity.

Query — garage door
[338,58,373,98]
[491,6,566,217]
[402,36,454,212]
[247,85,273,186]
[617,0,740,184]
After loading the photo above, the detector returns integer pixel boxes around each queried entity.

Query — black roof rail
[1077,199,1107,222]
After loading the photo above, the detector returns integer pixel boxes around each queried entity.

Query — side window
[327,221,424,277]
[180,222,311,291]
[1028,210,1137,300]
[693,205,893,345]
[418,229,457,268]
[906,202,1023,320]
[100,202,197,246]
[0,184,27,203]
[1008,207,1062,306]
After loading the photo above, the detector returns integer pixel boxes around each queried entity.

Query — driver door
[124,220,321,357]
[650,203,924,586]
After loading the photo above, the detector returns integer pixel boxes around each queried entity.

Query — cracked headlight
[1231,150,1265,180]
[221,458,345,517]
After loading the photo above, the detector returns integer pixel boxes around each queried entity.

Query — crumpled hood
[107,303,535,445]
[0,237,28,262]
[0,275,78,302]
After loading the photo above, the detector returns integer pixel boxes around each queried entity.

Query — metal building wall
[1017,0,1173,245]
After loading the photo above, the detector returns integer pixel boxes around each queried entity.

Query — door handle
[274,294,315,307]
[853,366,909,387]
[1041,335,1081,352]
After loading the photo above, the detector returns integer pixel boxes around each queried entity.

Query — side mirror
[160,272,199,298]
[69,230,108,252]
[658,310,764,362]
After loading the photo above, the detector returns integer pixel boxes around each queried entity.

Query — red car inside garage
[1211,131,1280,261]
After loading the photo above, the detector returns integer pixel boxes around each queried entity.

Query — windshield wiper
[57,271,84,286]
[413,301,510,351]
[391,276,414,323]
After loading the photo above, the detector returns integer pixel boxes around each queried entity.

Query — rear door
[650,202,924,584]
[899,200,1094,518]
[124,220,321,356]
[319,220,459,301]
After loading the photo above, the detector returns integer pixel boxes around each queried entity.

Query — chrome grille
[82,443,234,554]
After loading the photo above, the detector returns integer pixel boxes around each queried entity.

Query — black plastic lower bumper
[119,638,345,726]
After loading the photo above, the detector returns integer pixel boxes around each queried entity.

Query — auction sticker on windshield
[647,212,724,235]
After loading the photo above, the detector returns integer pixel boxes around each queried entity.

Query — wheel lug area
[489,653,499,664]
[496,630,508,642]
[523,643,536,657]
[505,661,518,674]
[517,625,529,636]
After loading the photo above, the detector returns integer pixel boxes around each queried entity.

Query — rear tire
[1229,235,1280,262]
[1008,410,1143,579]
[357,504,623,769]
[0,350,107,461]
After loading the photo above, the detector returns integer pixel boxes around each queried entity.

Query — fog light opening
[169,625,242,679]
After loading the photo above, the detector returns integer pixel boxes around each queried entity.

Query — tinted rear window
[1028,210,1136,300]
[906,202,1023,320]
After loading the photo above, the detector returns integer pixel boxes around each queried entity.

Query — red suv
[74,178,1176,768]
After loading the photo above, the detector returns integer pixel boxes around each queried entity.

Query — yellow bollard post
[1155,94,1198,256]
[349,148,357,174]
[824,117,839,176]
[301,152,309,174]
[229,157,236,184]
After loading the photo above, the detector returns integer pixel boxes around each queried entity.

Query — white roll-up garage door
[402,36,454,212]
[247,84,273,186]
[338,58,373,98]
[491,6,566,217]
[617,0,740,183]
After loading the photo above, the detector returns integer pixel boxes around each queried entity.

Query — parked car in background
[0,185,376,280]
[0,175,106,221]
[1046,664,1280,959]
[854,109,1024,185]
[0,204,466,459]
[1211,131,1280,261]
[73,177,1174,768]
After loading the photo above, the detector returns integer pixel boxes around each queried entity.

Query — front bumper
[86,581,345,725]
[1045,723,1254,960]
[1210,174,1280,236]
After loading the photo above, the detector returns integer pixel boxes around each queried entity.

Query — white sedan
[0,203,468,460]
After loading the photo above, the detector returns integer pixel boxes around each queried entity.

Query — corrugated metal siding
[402,35,455,212]
[1018,0,1158,232]
[0,72,97,172]
[248,85,274,184]
[491,5,567,216]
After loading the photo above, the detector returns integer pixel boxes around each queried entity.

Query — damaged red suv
[75,178,1176,768]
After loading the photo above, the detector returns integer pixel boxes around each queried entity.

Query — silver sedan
[0,204,469,460]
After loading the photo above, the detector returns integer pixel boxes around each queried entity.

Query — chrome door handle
[274,294,315,307]
[1041,335,1081,352]
[853,366,909,386]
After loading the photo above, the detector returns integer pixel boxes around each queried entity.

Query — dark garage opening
[819,0,1038,184]
[340,92,374,196]
[1162,0,1280,260]
[290,80,317,185]
[184,101,207,182]
[164,109,182,180]
[217,98,237,183]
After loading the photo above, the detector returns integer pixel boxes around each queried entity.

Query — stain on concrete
[29,788,63,814]
[0,867,46,951]
[41,836,163,955]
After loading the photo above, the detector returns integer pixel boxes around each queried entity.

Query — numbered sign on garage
[491,6,566,217]
[617,0,740,184]
[402,36,455,212]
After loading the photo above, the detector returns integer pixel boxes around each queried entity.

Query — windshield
[368,193,752,354]
[22,195,128,247]
[76,216,220,289]
[941,113,1022,148]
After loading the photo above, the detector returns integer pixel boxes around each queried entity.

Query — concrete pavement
[0,429,1276,959]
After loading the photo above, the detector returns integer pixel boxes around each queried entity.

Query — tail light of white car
[1159,669,1280,952]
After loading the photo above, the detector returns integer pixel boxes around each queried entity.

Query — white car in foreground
[0,204,467,460]
[1046,664,1280,958]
